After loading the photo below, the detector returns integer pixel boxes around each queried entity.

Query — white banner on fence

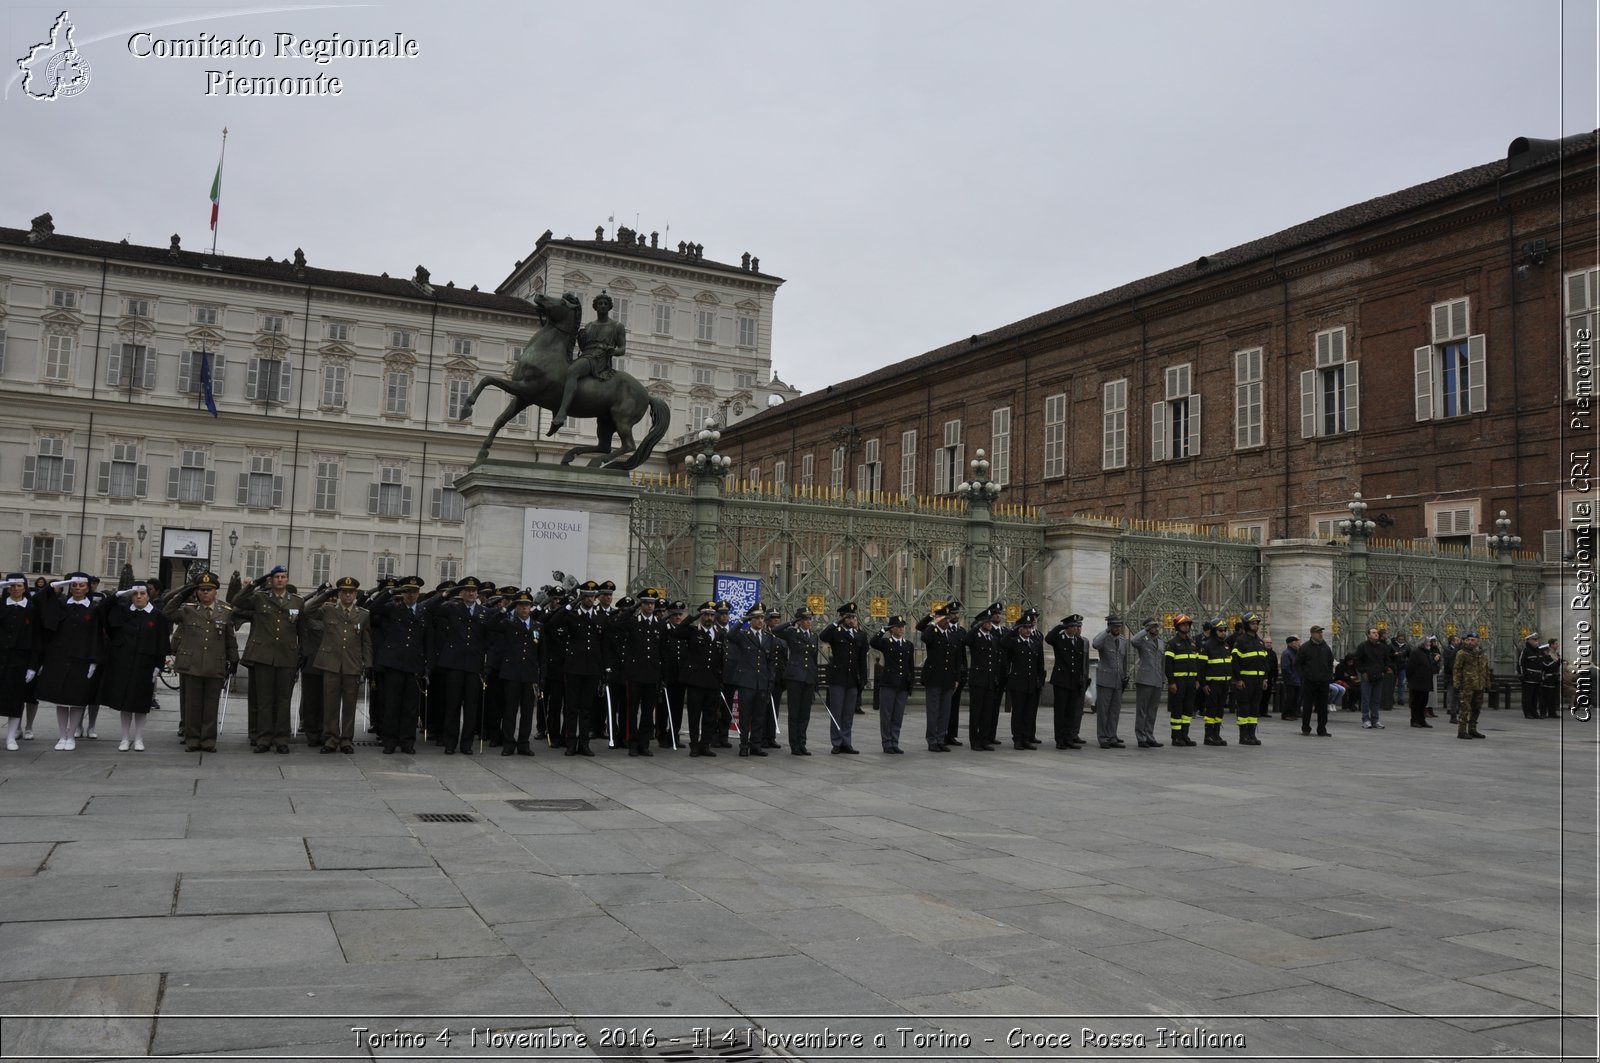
[522,507,589,590]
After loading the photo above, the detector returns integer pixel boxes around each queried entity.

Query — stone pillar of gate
[682,419,732,606]
[966,502,994,606]
[1042,519,1121,625]
[1261,539,1341,643]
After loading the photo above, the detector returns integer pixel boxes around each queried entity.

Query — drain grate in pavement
[415,812,476,823]
[508,798,597,812]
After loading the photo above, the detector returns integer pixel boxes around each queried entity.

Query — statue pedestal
[456,460,641,589]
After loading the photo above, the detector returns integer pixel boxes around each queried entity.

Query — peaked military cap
[399,575,425,589]
[456,576,481,591]
[616,596,636,611]
[511,589,536,605]
[196,572,221,589]
[599,579,617,593]
[744,603,765,619]
[697,600,717,614]
[887,614,906,628]
[837,602,857,617]
[793,606,812,620]
[765,606,782,620]
[668,600,687,614]
[578,580,600,595]
[335,576,361,590]
[66,571,91,583]
[946,599,963,613]
[1104,614,1123,625]
[1063,614,1084,625]
[1019,609,1039,625]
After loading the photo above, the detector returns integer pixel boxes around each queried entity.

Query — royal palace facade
[688,132,1598,563]
[0,217,791,587]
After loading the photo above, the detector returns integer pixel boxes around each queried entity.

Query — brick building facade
[691,133,1597,557]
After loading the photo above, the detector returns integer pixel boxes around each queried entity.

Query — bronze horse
[461,291,670,469]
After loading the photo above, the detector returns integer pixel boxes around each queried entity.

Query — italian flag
[209,158,222,231]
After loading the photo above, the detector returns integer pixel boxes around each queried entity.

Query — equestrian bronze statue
[461,290,670,469]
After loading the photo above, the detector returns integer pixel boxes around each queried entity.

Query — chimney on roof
[26,213,54,244]
[596,226,605,241]
[650,231,658,248]
[741,252,751,270]
[169,234,182,257]
[293,248,306,270]
[677,241,687,255]
[750,256,759,272]
[694,243,704,260]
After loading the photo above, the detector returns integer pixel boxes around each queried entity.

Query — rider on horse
[549,291,625,435]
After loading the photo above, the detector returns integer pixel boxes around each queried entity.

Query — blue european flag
[199,352,218,417]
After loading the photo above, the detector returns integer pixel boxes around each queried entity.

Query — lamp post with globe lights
[684,419,732,603]
[1487,509,1522,667]
[956,449,1003,610]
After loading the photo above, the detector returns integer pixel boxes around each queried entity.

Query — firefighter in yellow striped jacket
[1230,612,1269,746]
[1200,618,1232,747]
[1164,614,1202,747]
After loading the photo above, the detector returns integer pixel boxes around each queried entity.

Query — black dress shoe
[738,747,749,757]
[253,745,270,754]
[751,747,768,757]
[790,749,804,756]
[401,744,416,755]
[340,744,355,754]
[699,745,716,757]
[383,744,397,755]
[634,745,651,757]
[276,744,290,754]
[928,744,949,752]
[578,744,595,757]
[763,741,781,749]
[501,746,516,756]
[444,745,456,754]
[1144,739,1163,747]
[842,745,859,754]
[1110,739,1126,747]
[1055,742,1069,749]
[459,745,473,756]
[320,745,336,754]
[797,748,811,755]
[946,738,964,747]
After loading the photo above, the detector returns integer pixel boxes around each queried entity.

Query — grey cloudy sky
[4,0,1595,394]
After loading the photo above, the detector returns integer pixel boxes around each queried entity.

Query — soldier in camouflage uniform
[1452,632,1491,740]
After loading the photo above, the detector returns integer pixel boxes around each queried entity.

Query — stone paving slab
[0,697,1594,1061]
[0,912,344,980]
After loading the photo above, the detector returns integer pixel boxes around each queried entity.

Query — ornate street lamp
[228,528,239,562]
[683,419,732,483]
[1337,492,1376,543]
[1486,509,1522,556]
[956,449,1002,507]
[136,523,147,558]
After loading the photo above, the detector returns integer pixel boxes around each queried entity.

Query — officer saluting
[426,576,488,755]
[869,615,916,754]
[548,580,606,756]
[308,576,372,755]
[230,564,303,754]
[615,588,667,757]
[670,600,726,757]
[489,589,542,757]
[161,572,239,753]
[368,576,430,755]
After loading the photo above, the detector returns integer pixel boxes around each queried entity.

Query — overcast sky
[4,0,1595,394]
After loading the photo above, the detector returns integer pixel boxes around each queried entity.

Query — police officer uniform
[1004,610,1045,749]
[615,588,667,756]
[490,589,543,756]
[426,576,488,754]
[671,600,726,756]
[819,602,869,754]
[1044,614,1089,749]
[870,615,916,753]
[725,603,778,756]
[917,605,963,752]
[773,607,820,755]
[548,581,606,755]
[369,576,430,754]
[965,608,1008,751]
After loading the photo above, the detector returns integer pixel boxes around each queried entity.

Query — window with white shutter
[238,454,283,509]
[857,438,881,495]
[242,546,269,580]
[320,362,348,409]
[314,457,341,512]
[169,447,214,504]
[104,537,130,579]
[737,315,757,348]
[1102,379,1128,469]
[107,343,157,390]
[247,356,291,404]
[1415,299,1485,420]
[1300,327,1359,437]
[695,309,715,343]
[446,376,473,421]
[900,429,917,496]
[23,435,73,494]
[773,460,787,488]
[43,333,74,382]
[384,366,411,415]
[431,466,465,521]
[990,407,1011,485]
[307,550,333,587]
[1042,394,1067,478]
[1426,499,1480,547]
[830,445,845,491]
[369,463,411,518]
[935,419,963,493]
[653,303,672,336]
[1152,364,1199,461]
[177,350,225,396]
[1564,267,1598,399]
[800,453,814,488]
[98,441,146,499]
[1234,348,1264,449]
[21,535,64,575]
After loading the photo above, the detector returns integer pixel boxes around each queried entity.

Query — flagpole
[210,127,228,255]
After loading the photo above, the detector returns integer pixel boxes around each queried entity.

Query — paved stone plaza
[0,689,1594,1062]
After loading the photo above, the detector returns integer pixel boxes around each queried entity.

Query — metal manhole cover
[415,812,476,823]
[508,798,597,812]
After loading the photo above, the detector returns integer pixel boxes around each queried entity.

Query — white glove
[86,663,96,678]
[152,667,161,681]
[25,669,37,683]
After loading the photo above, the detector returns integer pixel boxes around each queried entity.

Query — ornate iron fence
[629,479,1049,622]
[1332,540,1543,669]
[1110,521,1267,628]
